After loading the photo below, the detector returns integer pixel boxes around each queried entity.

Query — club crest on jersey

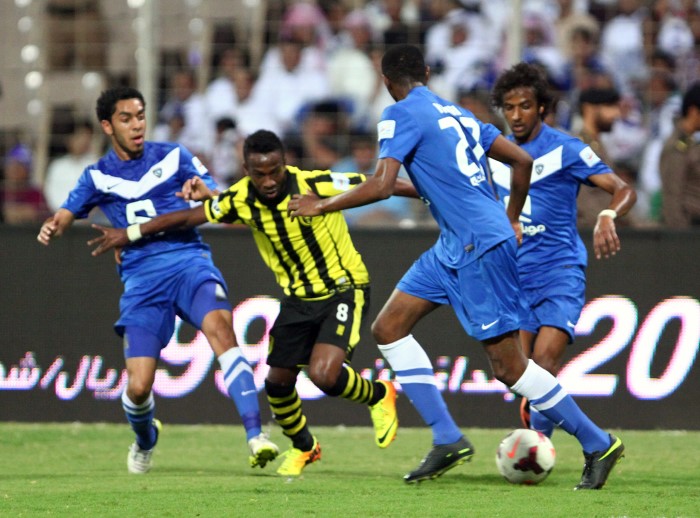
[535,164,544,175]
[152,167,162,178]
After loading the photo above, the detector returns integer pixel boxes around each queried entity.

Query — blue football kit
[63,142,230,349]
[377,86,524,341]
[375,87,612,456]
[63,141,264,445]
[489,123,612,341]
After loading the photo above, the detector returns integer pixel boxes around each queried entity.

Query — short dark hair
[95,86,145,122]
[578,87,620,107]
[243,130,285,160]
[381,44,427,85]
[491,62,552,118]
[681,83,700,116]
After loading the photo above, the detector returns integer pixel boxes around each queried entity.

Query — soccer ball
[496,429,556,485]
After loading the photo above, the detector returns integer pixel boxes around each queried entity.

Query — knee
[371,316,397,345]
[308,363,341,393]
[127,378,153,403]
[531,353,560,376]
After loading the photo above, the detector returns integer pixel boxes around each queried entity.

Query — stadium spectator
[599,0,647,93]
[553,0,601,60]
[1,144,49,225]
[288,45,625,490]
[659,82,700,227]
[43,120,100,213]
[88,129,411,478]
[209,117,242,188]
[573,87,629,227]
[490,62,637,438]
[154,69,213,159]
[327,9,377,126]
[204,47,247,131]
[37,86,278,474]
[332,130,417,228]
[252,36,330,136]
[637,68,682,222]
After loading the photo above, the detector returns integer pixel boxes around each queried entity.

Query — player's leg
[528,326,569,437]
[374,250,466,456]
[265,366,321,476]
[264,298,321,476]
[518,330,536,428]
[186,280,278,467]
[308,287,398,448]
[476,242,622,489]
[122,327,163,474]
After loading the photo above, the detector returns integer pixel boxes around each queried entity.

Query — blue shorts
[116,252,231,356]
[520,265,586,343]
[397,238,526,341]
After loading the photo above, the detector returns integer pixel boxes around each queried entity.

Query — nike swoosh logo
[506,436,522,458]
[377,417,398,444]
[566,321,576,329]
[481,319,500,330]
[241,390,257,396]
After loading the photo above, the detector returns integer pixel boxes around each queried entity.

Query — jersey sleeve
[377,104,421,163]
[479,121,502,152]
[178,144,218,191]
[204,186,241,224]
[564,138,613,185]
[300,168,367,197]
[60,167,100,219]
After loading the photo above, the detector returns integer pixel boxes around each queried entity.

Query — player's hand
[88,224,130,257]
[511,220,523,246]
[37,215,60,245]
[287,192,323,220]
[177,177,213,202]
[593,215,620,259]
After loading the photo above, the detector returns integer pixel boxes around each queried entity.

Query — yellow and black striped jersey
[203,166,370,299]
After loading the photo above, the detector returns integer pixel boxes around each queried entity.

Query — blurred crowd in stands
[2,0,700,229]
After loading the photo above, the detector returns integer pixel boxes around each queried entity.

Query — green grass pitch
[1,424,698,517]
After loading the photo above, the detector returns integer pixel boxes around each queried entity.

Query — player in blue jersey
[288,45,624,489]
[36,86,278,474]
[490,63,637,437]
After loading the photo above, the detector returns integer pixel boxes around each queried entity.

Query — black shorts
[267,286,370,369]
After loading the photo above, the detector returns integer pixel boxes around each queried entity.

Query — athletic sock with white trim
[511,360,609,452]
[218,347,261,440]
[379,335,462,445]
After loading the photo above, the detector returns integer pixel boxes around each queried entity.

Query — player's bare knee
[308,364,340,392]
[371,318,398,344]
[126,381,152,403]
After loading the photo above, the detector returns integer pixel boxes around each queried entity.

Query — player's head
[242,130,288,201]
[381,45,429,101]
[96,86,146,160]
[491,62,551,143]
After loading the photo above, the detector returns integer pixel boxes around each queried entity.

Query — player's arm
[88,206,208,256]
[589,172,637,260]
[37,208,76,245]
[487,135,533,242]
[288,158,403,217]
[177,176,221,202]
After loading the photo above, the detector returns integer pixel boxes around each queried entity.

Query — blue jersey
[378,86,509,268]
[62,142,218,280]
[489,124,612,275]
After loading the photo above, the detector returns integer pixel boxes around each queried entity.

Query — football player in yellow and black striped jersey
[89,129,418,477]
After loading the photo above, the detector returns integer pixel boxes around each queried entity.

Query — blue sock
[530,407,555,438]
[218,347,261,440]
[122,391,157,450]
[512,360,610,453]
[379,335,462,445]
